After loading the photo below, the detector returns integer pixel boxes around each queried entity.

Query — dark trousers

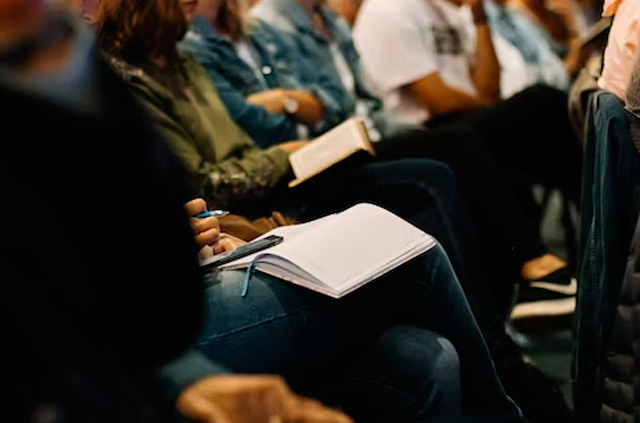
[376,125,546,290]
[432,85,583,203]
[378,85,583,286]
[198,246,520,422]
[286,159,525,371]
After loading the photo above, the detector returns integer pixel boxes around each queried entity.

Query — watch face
[285,97,299,114]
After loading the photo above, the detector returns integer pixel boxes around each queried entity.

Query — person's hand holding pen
[184,199,246,256]
[184,199,226,248]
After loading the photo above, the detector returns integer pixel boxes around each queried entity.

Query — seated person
[349,0,582,203]
[597,0,640,102]
[326,0,576,98]
[185,197,524,422]
[182,0,346,147]
[3,2,518,422]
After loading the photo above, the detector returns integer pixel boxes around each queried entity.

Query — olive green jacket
[109,52,291,209]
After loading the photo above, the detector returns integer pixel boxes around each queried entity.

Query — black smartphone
[200,235,284,271]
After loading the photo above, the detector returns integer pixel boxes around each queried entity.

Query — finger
[216,238,239,253]
[214,242,226,255]
[184,198,208,216]
[195,228,221,247]
[191,216,221,235]
[176,391,233,423]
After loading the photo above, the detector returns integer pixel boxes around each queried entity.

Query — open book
[289,118,375,188]
[218,203,437,298]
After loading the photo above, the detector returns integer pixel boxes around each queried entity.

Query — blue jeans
[354,160,520,364]
[196,245,520,422]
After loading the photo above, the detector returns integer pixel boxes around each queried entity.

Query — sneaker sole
[511,297,576,320]
[529,277,577,295]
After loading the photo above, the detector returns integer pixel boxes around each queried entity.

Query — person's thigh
[196,270,377,384]
[198,246,518,417]
[195,244,462,385]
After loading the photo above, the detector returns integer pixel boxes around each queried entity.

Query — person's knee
[380,326,461,410]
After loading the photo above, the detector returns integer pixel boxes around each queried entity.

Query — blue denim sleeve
[160,350,230,401]
[299,62,349,135]
[185,42,299,148]
[211,69,300,148]
[261,25,349,134]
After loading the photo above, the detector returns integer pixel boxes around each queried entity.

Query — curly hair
[96,0,187,63]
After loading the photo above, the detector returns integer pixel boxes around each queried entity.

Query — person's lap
[195,245,519,419]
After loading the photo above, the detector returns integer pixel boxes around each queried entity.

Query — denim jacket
[573,91,640,421]
[180,16,344,148]
[251,0,415,138]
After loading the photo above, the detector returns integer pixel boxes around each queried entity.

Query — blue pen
[197,210,230,219]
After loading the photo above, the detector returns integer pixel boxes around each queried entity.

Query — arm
[468,0,501,104]
[410,72,491,117]
[186,45,300,148]
[353,2,489,118]
[131,85,291,209]
[260,22,349,132]
[246,88,325,125]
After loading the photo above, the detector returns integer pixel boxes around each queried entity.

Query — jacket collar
[190,15,233,46]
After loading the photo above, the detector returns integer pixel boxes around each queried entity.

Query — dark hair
[216,0,247,41]
[96,0,187,63]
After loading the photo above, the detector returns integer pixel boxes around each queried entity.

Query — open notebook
[219,204,437,298]
[288,118,375,188]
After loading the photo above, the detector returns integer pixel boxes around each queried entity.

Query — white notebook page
[259,204,434,290]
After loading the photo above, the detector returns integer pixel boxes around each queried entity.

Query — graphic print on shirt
[431,26,464,55]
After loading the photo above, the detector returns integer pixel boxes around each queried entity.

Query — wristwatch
[284,96,300,115]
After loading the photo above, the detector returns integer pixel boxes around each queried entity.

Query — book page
[264,204,435,290]
[289,118,371,182]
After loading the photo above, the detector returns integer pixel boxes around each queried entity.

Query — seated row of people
[93,0,580,420]
[7,0,624,420]
[2,1,524,422]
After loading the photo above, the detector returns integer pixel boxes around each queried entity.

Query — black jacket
[1,57,204,423]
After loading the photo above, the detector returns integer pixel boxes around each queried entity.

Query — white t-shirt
[598,0,640,102]
[354,0,477,123]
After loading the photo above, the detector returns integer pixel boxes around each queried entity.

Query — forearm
[429,88,490,116]
[470,3,501,103]
[246,89,324,127]
[283,90,324,126]
[412,72,490,117]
